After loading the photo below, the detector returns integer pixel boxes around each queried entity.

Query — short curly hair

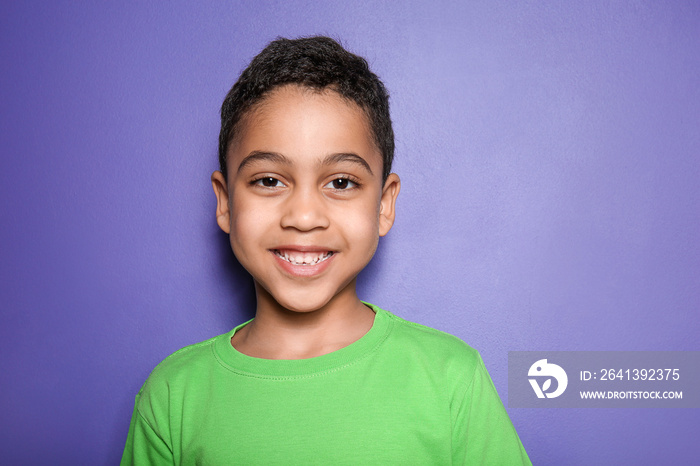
[218,36,394,182]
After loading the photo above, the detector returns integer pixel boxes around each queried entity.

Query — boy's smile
[212,85,400,315]
[272,247,335,277]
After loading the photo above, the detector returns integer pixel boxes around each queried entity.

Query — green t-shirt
[121,304,530,465]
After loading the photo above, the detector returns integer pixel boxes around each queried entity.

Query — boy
[122,36,530,464]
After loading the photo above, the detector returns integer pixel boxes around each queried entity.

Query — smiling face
[211,85,400,314]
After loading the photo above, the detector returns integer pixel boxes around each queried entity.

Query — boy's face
[212,85,400,313]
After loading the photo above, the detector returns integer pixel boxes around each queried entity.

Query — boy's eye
[325,178,357,190]
[254,177,285,188]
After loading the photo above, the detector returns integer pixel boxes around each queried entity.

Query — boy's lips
[272,249,334,265]
[270,246,336,277]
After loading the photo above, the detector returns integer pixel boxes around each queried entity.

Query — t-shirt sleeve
[120,395,174,466]
[452,353,532,465]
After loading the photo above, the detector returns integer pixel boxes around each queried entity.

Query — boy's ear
[378,173,400,237]
[211,171,231,234]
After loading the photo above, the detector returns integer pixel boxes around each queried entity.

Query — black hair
[218,36,394,182]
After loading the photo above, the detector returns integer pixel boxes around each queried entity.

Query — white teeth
[275,250,333,265]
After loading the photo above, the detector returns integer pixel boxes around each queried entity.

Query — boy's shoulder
[138,330,232,392]
[384,307,474,348]
[371,303,483,376]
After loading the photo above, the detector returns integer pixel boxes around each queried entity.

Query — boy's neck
[230,282,375,360]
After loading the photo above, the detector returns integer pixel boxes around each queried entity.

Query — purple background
[1,1,698,464]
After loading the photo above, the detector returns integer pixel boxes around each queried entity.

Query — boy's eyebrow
[322,152,373,175]
[237,151,374,175]
[237,151,292,173]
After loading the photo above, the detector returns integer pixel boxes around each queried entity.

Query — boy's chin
[255,283,354,315]
[273,293,335,314]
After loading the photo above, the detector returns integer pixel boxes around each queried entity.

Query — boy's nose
[279,187,330,231]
